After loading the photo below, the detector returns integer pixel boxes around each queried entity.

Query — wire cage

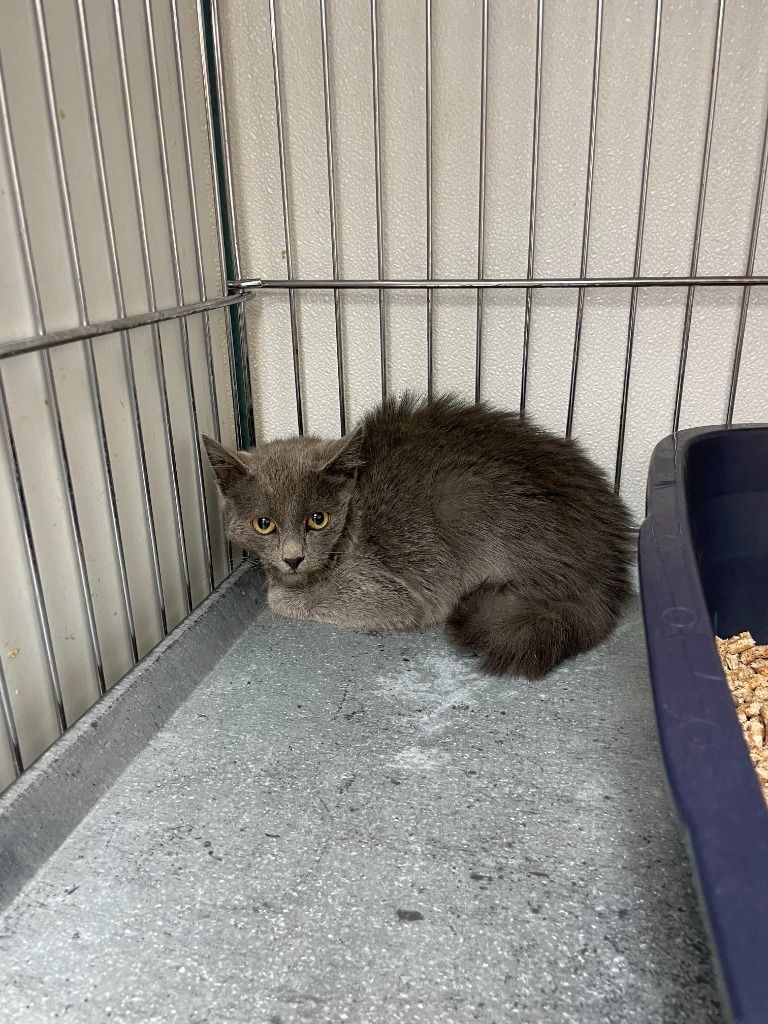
[0,0,767,793]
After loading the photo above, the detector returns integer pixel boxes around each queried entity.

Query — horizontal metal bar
[0,293,251,361]
[234,275,768,291]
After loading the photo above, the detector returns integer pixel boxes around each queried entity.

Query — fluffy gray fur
[203,394,633,679]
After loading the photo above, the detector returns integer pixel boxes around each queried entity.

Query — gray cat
[203,394,632,679]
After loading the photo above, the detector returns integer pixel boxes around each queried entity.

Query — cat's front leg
[266,578,354,625]
[266,567,442,631]
[268,584,364,628]
[266,582,316,621]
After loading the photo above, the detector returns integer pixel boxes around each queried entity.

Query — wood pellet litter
[716,632,768,807]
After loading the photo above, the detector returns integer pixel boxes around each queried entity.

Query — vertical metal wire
[170,0,233,574]
[170,0,221,436]
[40,360,107,693]
[76,0,168,635]
[673,0,725,433]
[614,0,663,493]
[196,1,242,460]
[475,0,490,404]
[425,0,433,400]
[521,0,544,417]
[0,653,22,777]
[0,50,57,754]
[268,0,304,434]
[207,0,254,447]
[566,0,604,439]
[29,2,107,694]
[197,1,243,573]
[0,371,65,734]
[319,0,346,435]
[112,0,193,615]
[2,36,104,701]
[0,366,65,736]
[37,0,140,669]
[727,98,768,425]
[144,0,215,597]
[370,0,387,399]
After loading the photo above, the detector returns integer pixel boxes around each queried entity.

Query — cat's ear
[319,427,365,482]
[202,434,251,492]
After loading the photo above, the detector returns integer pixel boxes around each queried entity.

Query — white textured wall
[0,0,236,791]
[222,0,768,510]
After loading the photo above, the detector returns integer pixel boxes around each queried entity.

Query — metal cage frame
[1,0,767,787]
[0,0,251,781]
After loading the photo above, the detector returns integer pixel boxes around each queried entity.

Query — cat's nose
[283,556,304,572]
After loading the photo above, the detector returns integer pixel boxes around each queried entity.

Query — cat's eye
[307,511,329,530]
[252,516,276,535]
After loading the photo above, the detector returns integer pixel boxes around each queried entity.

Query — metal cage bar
[0,360,58,745]
[566,0,604,440]
[75,0,167,630]
[614,0,664,494]
[0,369,66,737]
[1,294,257,362]
[474,0,490,404]
[370,0,387,400]
[170,0,222,442]
[37,0,140,669]
[727,90,768,425]
[170,0,233,572]
[521,0,544,417]
[112,0,193,614]
[268,0,304,435]
[206,0,254,447]
[3,0,768,795]
[235,274,768,291]
[0,652,21,778]
[425,0,433,400]
[673,0,726,433]
[2,34,104,705]
[0,0,252,786]
[144,0,215,595]
[77,0,169,637]
[29,3,107,695]
[319,0,346,436]
[197,0,246,456]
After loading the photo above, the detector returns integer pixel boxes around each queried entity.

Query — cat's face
[202,431,363,582]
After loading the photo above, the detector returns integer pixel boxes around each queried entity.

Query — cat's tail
[446,584,622,680]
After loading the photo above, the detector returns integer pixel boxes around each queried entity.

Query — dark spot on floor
[396,909,423,922]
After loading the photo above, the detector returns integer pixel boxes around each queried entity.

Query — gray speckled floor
[0,598,724,1024]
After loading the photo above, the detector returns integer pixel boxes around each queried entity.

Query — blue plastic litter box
[639,424,768,1024]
